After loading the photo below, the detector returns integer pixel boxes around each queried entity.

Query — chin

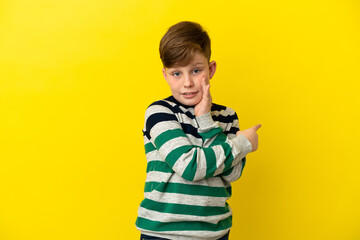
[181,97,201,106]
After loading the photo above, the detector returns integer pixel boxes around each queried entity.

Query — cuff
[232,134,253,155]
[196,112,217,130]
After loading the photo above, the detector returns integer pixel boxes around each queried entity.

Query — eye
[193,68,200,74]
[172,72,180,77]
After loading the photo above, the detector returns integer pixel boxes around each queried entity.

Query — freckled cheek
[170,84,181,93]
[198,73,207,79]
[194,75,204,85]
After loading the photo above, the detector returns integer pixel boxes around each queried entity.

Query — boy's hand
[195,76,212,117]
[237,124,262,152]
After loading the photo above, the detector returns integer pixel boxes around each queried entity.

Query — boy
[136,21,261,240]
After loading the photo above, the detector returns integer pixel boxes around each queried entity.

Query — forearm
[221,157,246,183]
[150,114,252,181]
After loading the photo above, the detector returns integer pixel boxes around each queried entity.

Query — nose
[183,74,194,88]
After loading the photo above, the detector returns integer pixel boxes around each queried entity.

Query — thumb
[251,124,262,131]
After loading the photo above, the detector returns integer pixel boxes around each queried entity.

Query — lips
[182,91,199,98]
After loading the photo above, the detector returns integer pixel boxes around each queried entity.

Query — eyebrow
[167,62,205,71]
[192,62,205,66]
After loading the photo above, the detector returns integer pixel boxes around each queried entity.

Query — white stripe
[175,112,197,125]
[211,108,234,117]
[138,206,232,224]
[146,103,198,126]
[143,136,151,144]
[232,119,239,128]
[146,150,163,162]
[201,132,216,148]
[227,133,236,140]
[136,229,230,240]
[185,133,202,146]
[171,148,196,177]
[228,137,242,157]
[145,104,173,118]
[159,136,190,160]
[151,120,181,139]
[144,190,228,207]
[192,150,207,181]
[218,122,233,133]
[168,173,231,188]
[213,145,226,176]
[221,160,244,183]
[145,171,172,183]
[214,163,225,176]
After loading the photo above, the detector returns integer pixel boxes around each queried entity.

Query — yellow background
[1,0,359,239]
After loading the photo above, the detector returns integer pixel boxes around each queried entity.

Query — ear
[208,61,217,79]
[162,68,170,85]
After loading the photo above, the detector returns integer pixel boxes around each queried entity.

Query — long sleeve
[221,112,250,183]
[144,102,252,182]
[221,156,247,183]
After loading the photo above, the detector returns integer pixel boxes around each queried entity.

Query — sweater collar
[165,95,196,109]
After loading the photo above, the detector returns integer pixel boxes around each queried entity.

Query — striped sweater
[136,96,252,240]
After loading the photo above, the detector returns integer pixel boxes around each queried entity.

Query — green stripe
[222,158,246,177]
[140,198,230,216]
[222,142,234,172]
[209,133,235,175]
[222,167,233,177]
[165,145,193,167]
[226,186,232,196]
[146,161,173,173]
[136,215,232,232]
[154,129,186,149]
[203,147,216,178]
[144,182,162,192]
[144,182,231,197]
[145,143,156,154]
[209,133,227,147]
[241,158,246,173]
[199,127,222,140]
[181,149,198,181]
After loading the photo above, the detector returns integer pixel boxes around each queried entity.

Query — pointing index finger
[252,124,262,131]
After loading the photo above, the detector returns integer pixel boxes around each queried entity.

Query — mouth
[182,91,199,98]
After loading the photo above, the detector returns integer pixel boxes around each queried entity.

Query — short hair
[159,21,211,68]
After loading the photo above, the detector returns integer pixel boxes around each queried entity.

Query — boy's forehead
[168,62,206,69]
[166,53,209,69]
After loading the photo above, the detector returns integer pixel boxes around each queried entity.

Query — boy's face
[162,51,216,107]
